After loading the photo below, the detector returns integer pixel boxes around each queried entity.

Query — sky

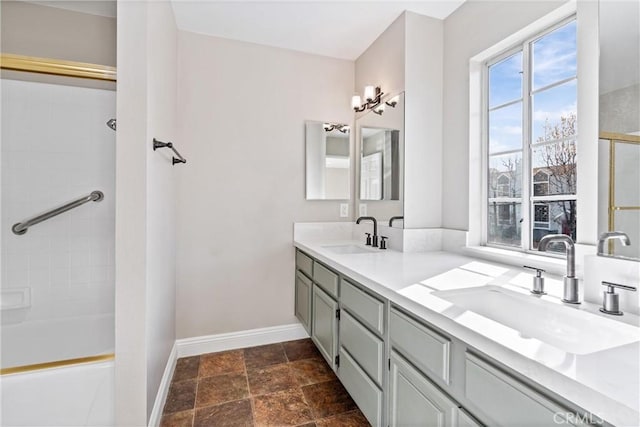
[489,19,577,160]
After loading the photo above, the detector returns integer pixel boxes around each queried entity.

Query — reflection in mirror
[360,128,400,200]
[356,92,404,226]
[598,0,640,259]
[305,121,351,200]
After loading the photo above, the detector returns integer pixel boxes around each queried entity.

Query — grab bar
[153,138,186,165]
[12,190,104,235]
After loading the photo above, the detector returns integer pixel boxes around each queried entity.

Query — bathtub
[0,360,114,426]
[1,314,114,426]
[1,314,114,368]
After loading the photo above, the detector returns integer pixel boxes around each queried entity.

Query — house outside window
[485,17,577,252]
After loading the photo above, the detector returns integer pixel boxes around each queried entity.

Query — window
[485,18,577,252]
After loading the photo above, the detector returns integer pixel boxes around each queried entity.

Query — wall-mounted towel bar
[12,190,104,235]
[153,138,186,165]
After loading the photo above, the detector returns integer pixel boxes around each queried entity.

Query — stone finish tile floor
[160,339,370,427]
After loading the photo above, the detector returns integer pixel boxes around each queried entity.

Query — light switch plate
[340,203,349,218]
[359,204,367,216]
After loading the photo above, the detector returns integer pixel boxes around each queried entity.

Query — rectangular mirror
[356,92,404,226]
[305,121,351,200]
[598,0,640,259]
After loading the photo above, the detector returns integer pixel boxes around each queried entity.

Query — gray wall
[1,1,115,64]
[0,1,116,90]
[175,31,354,338]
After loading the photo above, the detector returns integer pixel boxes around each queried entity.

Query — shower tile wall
[1,79,116,368]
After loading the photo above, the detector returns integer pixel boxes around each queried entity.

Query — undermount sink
[322,244,376,255]
[433,286,640,355]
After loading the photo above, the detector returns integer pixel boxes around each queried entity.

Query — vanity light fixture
[372,104,385,115]
[324,123,349,133]
[352,85,384,112]
[385,95,399,108]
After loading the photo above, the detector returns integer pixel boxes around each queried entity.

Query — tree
[535,112,577,242]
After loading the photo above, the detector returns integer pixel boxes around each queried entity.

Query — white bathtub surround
[0,360,114,426]
[294,236,640,427]
[584,255,640,316]
[0,79,116,368]
[1,314,114,368]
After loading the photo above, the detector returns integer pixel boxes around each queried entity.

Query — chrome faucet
[357,216,378,247]
[538,234,580,304]
[597,231,631,256]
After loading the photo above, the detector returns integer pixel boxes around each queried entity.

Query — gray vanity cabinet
[311,284,339,370]
[295,271,312,334]
[293,248,591,427]
[389,351,460,427]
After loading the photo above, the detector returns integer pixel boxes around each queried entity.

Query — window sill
[460,245,593,277]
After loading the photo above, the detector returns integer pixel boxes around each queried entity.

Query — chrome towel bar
[153,138,186,165]
[12,190,104,235]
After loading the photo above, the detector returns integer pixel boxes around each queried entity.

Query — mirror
[305,121,351,200]
[598,0,640,259]
[356,92,404,225]
[360,127,400,200]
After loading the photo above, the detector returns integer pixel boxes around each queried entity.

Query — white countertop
[294,236,640,427]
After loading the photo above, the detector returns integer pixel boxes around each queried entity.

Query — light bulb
[351,95,362,110]
[364,85,375,101]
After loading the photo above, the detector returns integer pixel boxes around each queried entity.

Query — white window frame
[482,15,578,253]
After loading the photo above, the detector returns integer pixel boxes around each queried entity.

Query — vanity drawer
[341,279,385,335]
[339,347,383,427]
[389,308,450,384]
[295,250,313,278]
[340,310,384,386]
[465,353,580,426]
[313,262,339,298]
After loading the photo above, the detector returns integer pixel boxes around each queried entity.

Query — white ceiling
[170,1,466,60]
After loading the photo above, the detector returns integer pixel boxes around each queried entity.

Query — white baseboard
[148,343,177,427]
[176,323,309,358]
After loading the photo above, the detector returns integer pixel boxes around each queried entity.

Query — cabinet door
[295,272,312,334]
[389,351,459,427]
[311,285,338,370]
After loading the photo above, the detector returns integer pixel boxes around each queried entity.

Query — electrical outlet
[340,203,349,218]
[359,204,367,216]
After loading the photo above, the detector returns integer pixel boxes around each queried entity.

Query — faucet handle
[600,281,637,316]
[523,265,545,277]
[379,236,388,250]
[601,281,637,293]
[364,233,372,246]
[523,266,546,295]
